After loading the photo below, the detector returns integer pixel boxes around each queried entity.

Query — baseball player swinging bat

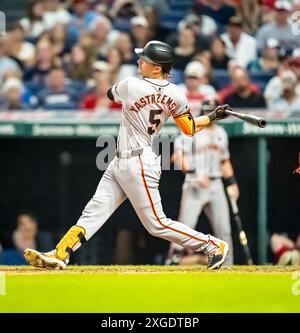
[225,109,267,128]
[226,187,254,265]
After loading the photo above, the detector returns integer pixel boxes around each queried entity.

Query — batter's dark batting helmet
[200,98,219,115]
[135,40,175,74]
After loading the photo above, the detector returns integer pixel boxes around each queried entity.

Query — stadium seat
[169,1,194,12]
[170,69,184,85]
[250,72,274,91]
[212,69,231,90]
[160,10,187,31]
[0,249,27,265]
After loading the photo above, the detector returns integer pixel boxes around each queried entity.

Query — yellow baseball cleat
[24,249,66,270]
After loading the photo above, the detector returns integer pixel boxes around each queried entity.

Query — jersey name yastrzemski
[111,77,190,150]
[128,93,177,113]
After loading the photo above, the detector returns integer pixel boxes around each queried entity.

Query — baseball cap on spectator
[288,56,300,67]
[1,78,24,95]
[280,70,297,89]
[92,60,109,72]
[72,0,86,3]
[131,16,149,28]
[228,15,243,27]
[292,48,300,57]
[274,0,292,11]
[184,14,201,27]
[266,37,280,48]
[184,61,206,79]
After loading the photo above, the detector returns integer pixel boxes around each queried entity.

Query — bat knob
[258,119,267,128]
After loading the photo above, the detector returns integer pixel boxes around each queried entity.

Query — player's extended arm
[174,105,230,136]
[222,159,239,201]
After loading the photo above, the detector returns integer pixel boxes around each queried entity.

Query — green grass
[0,266,299,313]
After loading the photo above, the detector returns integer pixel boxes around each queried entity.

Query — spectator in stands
[221,15,257,68]
[202,0,236,32]
[193,50,214,85]
[260,0,277,25]
[221,67,266,108]
[166,14,211,53]
[89,16,120,58]
[106,47,136,81]
[139,0,169,14]
[23,38,59,92]
[130,16,151,49]
[5,24,36,69]
[109,0,144,31]
[271,233,300,265]
[289,56,300,97]
[256,0,300,54]
[47,23,72,58]
[19,0,46,39]
[78,32,97,58]
[210,36,230,70]
[80,72,121,111]
[143,7,170,41]
[0,78,29,111]
[180,9,218,37]
[179,61,216,115]
[239,0,262,34]
[173,27,199,71]
[270,70,300,115]
[64,44,94,81]
[247,37,280,74]
[0,212,54,265]
[264,58,300,108]
[115,33,135,64]
[91,60,110,82]
[37,67,80,110]
[3,68,38,107]
[67,0,99,43]
[42,0,71,30]
[0,38,20,87]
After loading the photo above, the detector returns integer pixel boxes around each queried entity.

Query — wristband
[184,168,196,174]
[223,176,237,187]
[207,111,216,122]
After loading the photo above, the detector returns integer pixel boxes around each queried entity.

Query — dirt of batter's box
[0,265,299,275]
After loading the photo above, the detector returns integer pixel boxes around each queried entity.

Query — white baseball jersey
[111,77,190,151]
[171,125,233,264]
[174,125,230,181]
[55,75,227,267]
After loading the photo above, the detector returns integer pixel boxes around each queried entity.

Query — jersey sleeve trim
[173,111,195,137]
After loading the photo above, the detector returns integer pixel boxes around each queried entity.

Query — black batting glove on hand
[207,104,231,121]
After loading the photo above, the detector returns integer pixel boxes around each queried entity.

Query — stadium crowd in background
[0,0,299,116]
[0,212,54,265]
[0,0,299,267]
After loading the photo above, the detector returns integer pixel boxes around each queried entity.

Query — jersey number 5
[148,109,162,135]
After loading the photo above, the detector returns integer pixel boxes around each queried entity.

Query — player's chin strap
[173,112,195,136]
[55,225,87,261]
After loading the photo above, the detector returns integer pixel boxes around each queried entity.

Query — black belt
[116,148,143,159]
[209,177,221,180]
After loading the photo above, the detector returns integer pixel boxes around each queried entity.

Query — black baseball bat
[225,109,267,128]
[226,187,254,265]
